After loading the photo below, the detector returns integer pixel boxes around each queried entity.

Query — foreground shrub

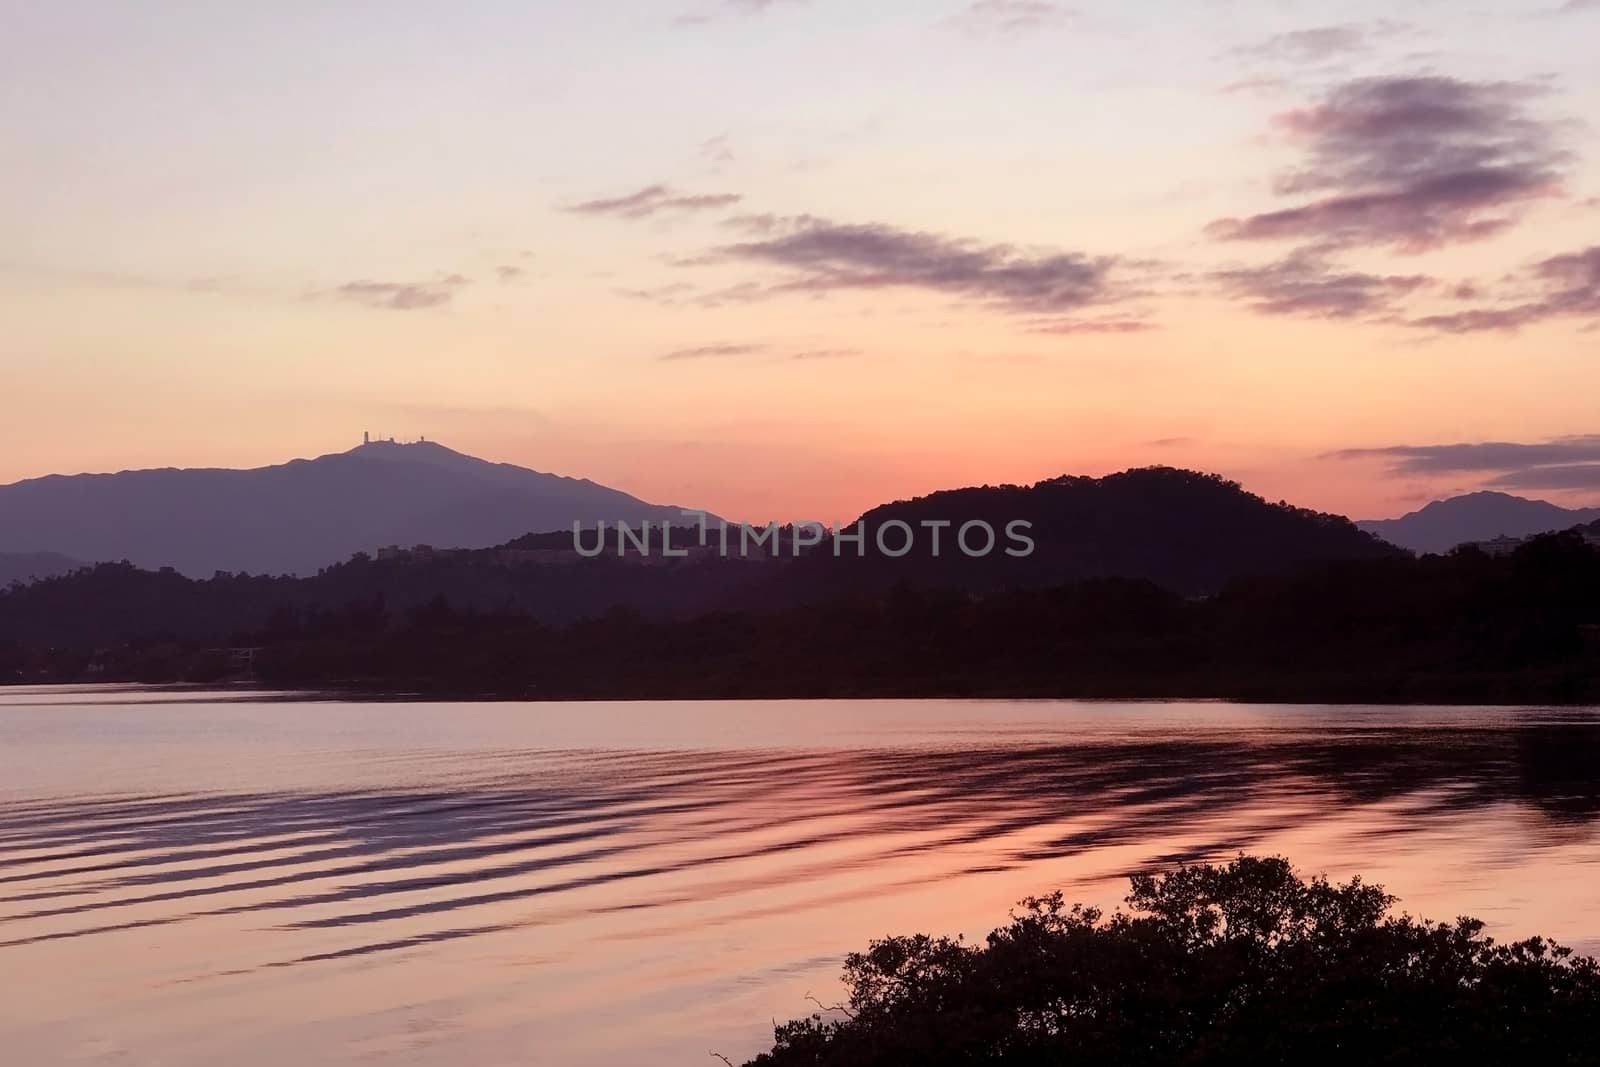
[745,855,1600,1066]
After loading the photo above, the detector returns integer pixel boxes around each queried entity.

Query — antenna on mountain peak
[363,431,369,445]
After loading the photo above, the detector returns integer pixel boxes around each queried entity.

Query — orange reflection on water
[2,690,1598,1064]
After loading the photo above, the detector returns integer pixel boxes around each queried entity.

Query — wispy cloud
[1487,464,1600,490]
[1208,76,1571,252]
[1028,318,1156,334]
[1409,245,1600,332]
[698,134,735,164]
[706,215,1136,316]
[658,342,863,363]
[1229,22,1404,64]
[659,342,769,361]
[332,275,467,311]
[566,184,742,220]
[1327,434,1600,476]
[1215,249,1429,320]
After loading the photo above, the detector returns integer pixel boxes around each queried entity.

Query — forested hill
[797,467,1401,598]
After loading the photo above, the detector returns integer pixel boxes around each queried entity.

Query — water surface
[3,687,1599,1064]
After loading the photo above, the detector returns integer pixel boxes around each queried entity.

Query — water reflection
[1,698,1598,1065]
[6,726,1600,951]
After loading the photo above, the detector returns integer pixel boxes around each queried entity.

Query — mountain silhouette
[0,440,701,577]
[0,552,84,587]
[1358,492,1600,555]
[0,467,1413,656]
[792,467,1402,597]
[18,468,1595,701]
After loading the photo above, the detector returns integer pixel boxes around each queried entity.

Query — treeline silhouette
[4,529,1597,702]
[741,855,1600,1066]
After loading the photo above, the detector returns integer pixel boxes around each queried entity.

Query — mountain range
[5,440,1598,581]
[0,466,1406,655]
[0,440,697,577]
[1357,492,1600,555]
[6,465,1599,701]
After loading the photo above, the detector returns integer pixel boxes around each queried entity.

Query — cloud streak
[659,343,769,361]
[1215,250,1429,319]
[566,185,742,220]
[333,276,467,311]
[1487,464,1600,490]
[1028,319,1156,334]
[1208,76,1570,253]
[1409,245,1600,332]
[1230,22,1403,64]
[658,342,863,363]
[1328,435,1600,475]
[708,215,1135,317]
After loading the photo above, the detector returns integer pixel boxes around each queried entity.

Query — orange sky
[3,2,1599,522]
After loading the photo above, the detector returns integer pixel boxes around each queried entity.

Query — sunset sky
[4,0,1599,522]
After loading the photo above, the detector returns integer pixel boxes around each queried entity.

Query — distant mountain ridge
[1358,492,1600,555]
[0,440,700,577]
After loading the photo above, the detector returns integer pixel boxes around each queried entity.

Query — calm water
[3,688,1599,1065]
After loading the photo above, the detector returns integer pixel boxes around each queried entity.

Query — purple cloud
[1328,435,1600,474]
[658,342,863,363]
[333,276,466,311]
[1230,22,1403,64]
[1215,250,1429,319]
[1209,77,1570,252]
[1487,463,1600,490]
[1329,434,1600,497]
[567,185,742,219]
[710,216,1134,316]
[1409,307,1544,333]
[1539,245,1600,304]
[1409,245,1600,332]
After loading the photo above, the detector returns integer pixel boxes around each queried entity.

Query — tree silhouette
[747,856,1600,1065]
